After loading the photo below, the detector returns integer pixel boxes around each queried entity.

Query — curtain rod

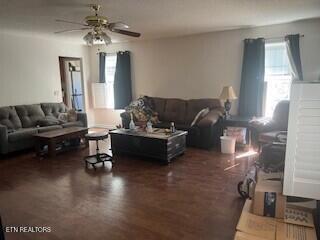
[96,51,130,55]
[96,51,117,55]
[264,34,304,41]
[244,34,304,41]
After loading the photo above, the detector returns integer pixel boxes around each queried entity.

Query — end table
[221,115,253,149]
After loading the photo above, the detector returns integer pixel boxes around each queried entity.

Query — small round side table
[84,132,113,169]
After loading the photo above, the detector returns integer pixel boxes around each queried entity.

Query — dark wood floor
[0,137,255,240]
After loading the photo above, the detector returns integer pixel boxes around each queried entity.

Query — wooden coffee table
[110,128,187,164]
[34,127,89,157]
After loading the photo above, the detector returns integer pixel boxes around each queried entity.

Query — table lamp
[219,86,237,119]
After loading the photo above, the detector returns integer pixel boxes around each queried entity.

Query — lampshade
[100,32,112,45]
[83,31,112,47]
[83,32,94,46]
[219,86,237,100]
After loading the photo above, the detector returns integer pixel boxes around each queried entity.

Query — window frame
[263,41,292,117]
[104,53,117,109]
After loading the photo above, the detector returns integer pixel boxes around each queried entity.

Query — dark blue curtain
[114,51,132,109]
[99,52,106,83]
[285,34,303,81]
[238,38,265,118]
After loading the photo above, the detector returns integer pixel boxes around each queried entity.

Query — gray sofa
[0,103,87,154]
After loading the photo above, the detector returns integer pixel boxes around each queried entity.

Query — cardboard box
[236,200,318,240]
[287,199,317,210]
[253,180,286,218]
[243,198,253,212]
[276,222,317,240]
[236,200,277,240]
[283,207,314,228]
[234,231,269,240]
[276,206,317,239]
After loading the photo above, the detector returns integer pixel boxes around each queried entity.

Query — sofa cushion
[148,97,167,121]
[162,99,187,124]
[38,125,62,133]
[15,104,45,128]
[37,116,60,127]
[0,106,22,129]
[186,99,222,124]
[61,121,83,128]
[41,103,68,118]
[8,128,38,142]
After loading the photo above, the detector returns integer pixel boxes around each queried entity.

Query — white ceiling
[0,0,320,44]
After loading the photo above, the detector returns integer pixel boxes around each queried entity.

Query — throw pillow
[37,117,60,127]
[191,108,210,127]
[58,113,68,123]
[67,109,77,122]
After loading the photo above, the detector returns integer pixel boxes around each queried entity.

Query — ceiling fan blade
[108,22,129,29]
[56,19,88,26]
[110,29,141,37]
[54,28,91,34]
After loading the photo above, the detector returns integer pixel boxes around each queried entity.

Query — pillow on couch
[191,108,210,127]
[57,110,77,124]
[58,113,68,123]
[67,109,77,122]
[37,117,60,127]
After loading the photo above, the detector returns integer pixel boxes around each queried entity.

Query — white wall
[89,18,320,127]
[0,31,93,125]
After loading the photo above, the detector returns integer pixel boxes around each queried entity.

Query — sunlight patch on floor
[224,163,240,171]
[235,150,258,159]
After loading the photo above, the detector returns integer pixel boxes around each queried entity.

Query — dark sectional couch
[0,103,87,154]
[121,96,224,149]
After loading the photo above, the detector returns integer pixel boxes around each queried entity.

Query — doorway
[59,57,85,112]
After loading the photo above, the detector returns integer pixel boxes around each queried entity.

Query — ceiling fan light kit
[55,4,141,46]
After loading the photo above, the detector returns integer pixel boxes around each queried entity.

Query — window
[264,42,292,117]
[105,53,117,109]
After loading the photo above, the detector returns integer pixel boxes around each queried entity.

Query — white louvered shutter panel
[283,82,320,200]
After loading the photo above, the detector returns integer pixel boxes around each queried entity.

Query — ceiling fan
[55,4,141,46]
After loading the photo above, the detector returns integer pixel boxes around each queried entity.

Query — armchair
[250,100,289,147]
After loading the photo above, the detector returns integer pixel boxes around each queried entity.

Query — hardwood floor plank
[0,139,255,240]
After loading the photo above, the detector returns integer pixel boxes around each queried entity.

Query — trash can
[220,136,236,154]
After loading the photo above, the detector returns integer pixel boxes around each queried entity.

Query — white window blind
[283,82,320,200]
